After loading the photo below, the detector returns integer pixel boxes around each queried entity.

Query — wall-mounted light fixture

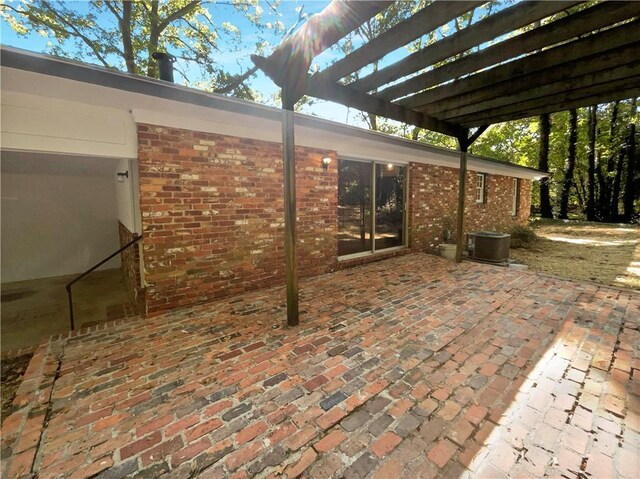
[322,157,332,170]
[117,170,129,183]
[387,163,394,171]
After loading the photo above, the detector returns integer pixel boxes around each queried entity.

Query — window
[476,173,486,203]
[338,159,406,257]
[512,178,520,216]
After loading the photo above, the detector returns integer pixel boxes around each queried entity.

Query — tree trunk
[610,143,625,221]
[147,1,160,78]
[367,113,378,131]
[600,101,620,220]
[586,105,597,221]
[539,113,553,218]
[606,101,620,174]
[597,151,607,219]
[622,123,636,222]
[559,109,578,219]
[121,1,136,74]
[576,173,586,211]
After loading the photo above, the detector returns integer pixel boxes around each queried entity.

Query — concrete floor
[1,268,136,352]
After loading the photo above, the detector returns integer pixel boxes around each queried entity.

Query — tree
[586,105,597,221]
[539,113,553,218]
[622,123,637,222]
[1,0,284,98]
[559,109,578,219]
[599,101,620,220]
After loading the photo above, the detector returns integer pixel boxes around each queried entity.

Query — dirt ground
[510,219,640,290]
[1,354,32,425]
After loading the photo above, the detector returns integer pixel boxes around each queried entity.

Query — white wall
[115,158,141,233]
[1,91,137,159]
[1,152,121,283]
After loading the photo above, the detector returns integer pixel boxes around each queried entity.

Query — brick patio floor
[2,254,638,479]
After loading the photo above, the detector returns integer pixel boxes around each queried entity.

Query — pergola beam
[378,1,638,102]
[307,80,464,137]
[402,19,640,111]
[442,62,640,121]
[460,87,640,127]
[308,0,484,89]
[257,1,391,103]
[351,0,579,93]
[458,79,640,127]
[416,43,640,117]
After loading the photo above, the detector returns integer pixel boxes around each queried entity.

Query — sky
[0,0,360,124]
[0,1,506,131]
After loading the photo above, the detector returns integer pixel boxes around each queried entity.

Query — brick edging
[1,345,38,360]
[1,317,139,360]
[0,341,61,479]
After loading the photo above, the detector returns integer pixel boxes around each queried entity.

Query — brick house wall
[409,163,531,253]
[118,221,144,313]
[136,124,533,316]
[137,124,338,315]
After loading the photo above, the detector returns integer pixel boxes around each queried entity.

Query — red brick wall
[137,124,337,315]
[137,124,533,315]
[409,163,531,253]
[118,221,144,313]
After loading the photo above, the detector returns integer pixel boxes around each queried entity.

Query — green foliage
[1,0,285,98]
[509,224,537,249]
[470,100,639,220]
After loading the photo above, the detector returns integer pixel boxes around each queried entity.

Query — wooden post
[282,90,299,326]
[455,136,469,263]
[454,126,488,263]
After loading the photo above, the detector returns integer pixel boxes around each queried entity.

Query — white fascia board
[2,65,545,180]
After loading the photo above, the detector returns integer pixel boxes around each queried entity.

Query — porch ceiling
[252,0,640,138]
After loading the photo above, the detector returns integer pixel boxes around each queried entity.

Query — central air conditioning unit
[467,231,511,263]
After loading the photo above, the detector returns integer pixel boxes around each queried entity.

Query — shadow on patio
[1,254,638,478]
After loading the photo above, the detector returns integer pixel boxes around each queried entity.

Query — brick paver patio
[2,254,638,478]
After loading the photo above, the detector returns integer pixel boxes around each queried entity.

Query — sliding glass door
[338,160,372,256]
[338,159,406,257]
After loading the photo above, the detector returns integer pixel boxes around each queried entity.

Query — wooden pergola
[251,0,640,326]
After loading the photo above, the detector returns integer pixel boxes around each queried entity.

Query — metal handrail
[65,235,142,331]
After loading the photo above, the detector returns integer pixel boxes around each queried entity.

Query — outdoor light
[387,163,394,171]
[117,171,129,183]
[322,157,332,170]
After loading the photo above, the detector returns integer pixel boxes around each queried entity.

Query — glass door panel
[375,163,405,250]
[338,159,372,256]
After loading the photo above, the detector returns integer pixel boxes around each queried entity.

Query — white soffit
[1,65,545,180]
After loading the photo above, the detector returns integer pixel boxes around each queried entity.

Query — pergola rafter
[350,0,582,93]
[381,1,639,102]
[251,0,640,325]
[413,43,640,116]
[402,19,640,111]
[444,63,640,123]
[307,0,485,90]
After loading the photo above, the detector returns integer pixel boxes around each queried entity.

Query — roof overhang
[0,46,547,179]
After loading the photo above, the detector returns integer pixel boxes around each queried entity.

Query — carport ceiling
[252,0,640,138]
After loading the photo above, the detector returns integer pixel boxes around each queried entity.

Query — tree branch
[103,0,122,21]
[157,0,200,33]
[178,16,220,52]
[40,0,112,68]
[214,65,259,94]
